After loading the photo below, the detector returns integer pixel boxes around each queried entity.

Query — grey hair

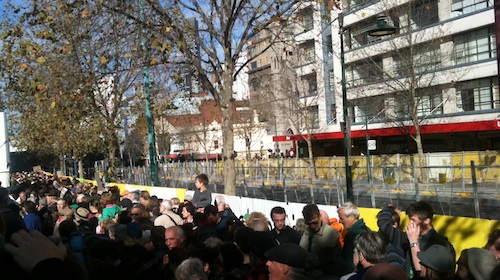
[354,231,386,264]
[214,195,225,206]
[108,223,127,239]
[131,191,140,201]
[175,257,208,280]
[338,202,360,219]
[250,219,270,232]
[167,225,186,242]
[161,199,173,211]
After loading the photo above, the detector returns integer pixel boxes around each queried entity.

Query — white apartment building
[273,0,500,156]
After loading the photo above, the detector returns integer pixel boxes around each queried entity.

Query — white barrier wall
[118,183,338,226]
[183,190,338,226]
[0,112,10,188]
[109,181,500,261]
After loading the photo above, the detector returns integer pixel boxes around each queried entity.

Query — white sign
[368,139,376,151]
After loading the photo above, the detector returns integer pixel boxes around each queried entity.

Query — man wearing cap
[39,188,59,236]
[120,189,131,199]
[417,244,456,279]
[265,243,308,280]
[46,188,60,212]
[74,207,91,230]
[455,247,499,280]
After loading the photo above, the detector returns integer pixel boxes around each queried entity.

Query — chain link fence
[80,151,500,219]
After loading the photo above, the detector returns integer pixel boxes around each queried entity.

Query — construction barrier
[113,182,499,260]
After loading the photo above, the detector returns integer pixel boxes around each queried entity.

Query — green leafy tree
[0,0,175,180]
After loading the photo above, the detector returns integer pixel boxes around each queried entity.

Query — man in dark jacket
[405,201,455,280]
[338,202,371,271]
[270,206,301,244]
[377,205,410,277]
[0,187,26,242]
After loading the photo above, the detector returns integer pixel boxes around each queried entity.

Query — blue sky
[0,0,24,24]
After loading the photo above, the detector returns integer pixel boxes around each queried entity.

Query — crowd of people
[0,171,499,280]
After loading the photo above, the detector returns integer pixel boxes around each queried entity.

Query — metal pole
[140,0,159,186]
[414,164,419,201]
[340,13,353,202]
[366,116,375,207]
[462,151,465,191]
[471,160,480,218]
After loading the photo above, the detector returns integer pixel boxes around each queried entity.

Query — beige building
[271,0,500,156]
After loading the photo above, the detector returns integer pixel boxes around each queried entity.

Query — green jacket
[341,218,371,271]
[299,222,341,279]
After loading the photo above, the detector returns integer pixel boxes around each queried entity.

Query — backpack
[220,211,245,241]
[69,229,99,266]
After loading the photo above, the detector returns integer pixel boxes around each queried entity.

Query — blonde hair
[58,207,74,220]
[170,197,181,206]
[294,218,307,236]
[245,211,269,231]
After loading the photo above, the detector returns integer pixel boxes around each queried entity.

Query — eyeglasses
[130,213,140,216]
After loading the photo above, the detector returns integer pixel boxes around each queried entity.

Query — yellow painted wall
[360,207,500,259]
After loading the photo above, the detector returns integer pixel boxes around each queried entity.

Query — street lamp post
[141,0,159,186]
[340,13,397,202]
[339,13,353,202]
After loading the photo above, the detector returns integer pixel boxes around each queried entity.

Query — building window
[301,73,317,97]
[326,35,333,57]
[456,78,499,112]
[397,88,443,118]
[453,26,496,64]
[394,45,441,76]
[414,46,441,73]
[347,18,378,50]
[346,57,383,86]
[251,61,258,69]
[345,0,373,12]
[330,104,337,123]
[300,40,315,64]
[214,140,219,149]
[307,105,319,129]
[398,0,439,33]
[451,0,493,17]
[302,6,314,32]
[329,69,335,94]
[416,92,443,117]
[250,78,260,91]
[352,97,386,123]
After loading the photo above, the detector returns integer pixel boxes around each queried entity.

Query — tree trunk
[221,70,236,195]
[106,134,118,183]
[60,153,66,176]
[78,159,84,179]
[414,127,428,183]
[307,139,317,180]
